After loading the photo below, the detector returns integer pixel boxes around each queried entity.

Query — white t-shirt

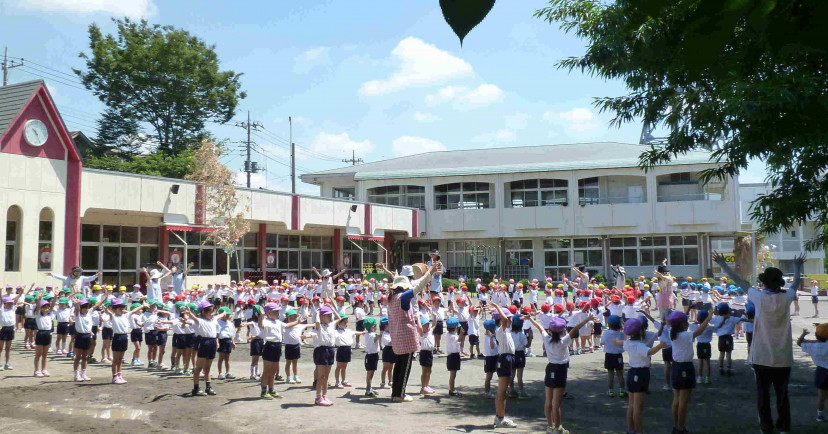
[195,317,219,338]
[624,340,652,368]
[261,318,285,342]
[801,341,828,369]
[468,316,479,336]
[511,330,528,352]
[380,331,392,348]
[0,306,15,327]
[420,329,435,351]
[314,322,337,347]
[55,307,71,323]
[445,332,461,354]
[36,312,55,330]
[141,312,158,333]
[690,323,715,343]
[541,330,571,364]
[601,330,624,354]
[217,319,235,339]
[74,312,93,334]
[354,307,366,321]
[283,324,307,345]
[495,327,515,355]
[710,316,741,336]
[482,333,499,357]
[111,314,131,334]
[334,328,354,347]
[671,331,696,363]
[365,332,380,354]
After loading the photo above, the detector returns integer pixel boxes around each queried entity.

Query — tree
[94,107,150,157]
[84,149,196,179]
[185,141,250,280]
[529,0,828,249]
[75,18,246,155]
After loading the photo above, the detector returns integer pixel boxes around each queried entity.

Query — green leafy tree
[93,107,150,157]
[75,18,246,155]
[84,149,196,179]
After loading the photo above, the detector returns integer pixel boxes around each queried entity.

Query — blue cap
[510,314,522,329]
[607,315,622,328]
[447,317,460,328]
[745,300,756,317]
[697,309,709,322]
[716,302,730,315]
[380,316,389,325]
[483,319,496,332]
[419,316,430,326]
[680,282,689,289]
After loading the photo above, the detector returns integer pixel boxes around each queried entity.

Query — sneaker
[114,375,127,384]
[67,351,74,357]
[260,391,273,400]
[547,427,555,434]
[4,363,12,370]
[315,396,332,406]
[524,351,534,358]
[175,368,183,375]
[341,381,352,387]
[217,374,226,380]
[494,416,517,428]
[87,357,97,364]
[365,390,378,397]
[449,390,463,398]
[192,389,207,397]
[619,391,627,398]
[74,371,82,382]
[25,343,31,350]
[379,382,385,389]
[268,391,281,398]
[117,374,127,384]
[112,375,119,384]
[82,371,91,381]
[335,383,345,389]
[607,390,615,397]
[557,426,570,434]
[662,385,672,391]
[287,376,296,384]
[157,364,167,370]
[274,375,285,382]
[392,395,413,402]
[817,413,826,422]
[420,387,435,395]
[294,376,302,383]
[183,369,192,375]
[485,391,496,399]
[225,374,236,379]
[34,370,43,378]
[508,390,519,399]
[41,370,50,377]
[460,352,469,357]
[134,359,144,366]
[131,360,140,367]
[205,388,217,396]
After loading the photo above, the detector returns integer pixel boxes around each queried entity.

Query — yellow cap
[92,285,101,290]
[118,286,126,292]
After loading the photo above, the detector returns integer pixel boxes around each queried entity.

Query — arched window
[38,208,54,271]
[434,182,492,210]
[5,206,21,271]
[507,179,568,208]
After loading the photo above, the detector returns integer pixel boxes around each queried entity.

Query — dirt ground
[1,301,826,433]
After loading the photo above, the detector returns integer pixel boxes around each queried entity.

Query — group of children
[1,266,826,433]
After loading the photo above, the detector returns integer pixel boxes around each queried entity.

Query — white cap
[400,265,414,277]
[322,269,332,277]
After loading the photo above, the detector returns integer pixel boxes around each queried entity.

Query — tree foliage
[84,149,196,179]
[93,107,150,157]
[533,0,828,249]
[75,18,246,155]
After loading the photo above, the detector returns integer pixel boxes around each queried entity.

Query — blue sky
[0,0,767,194]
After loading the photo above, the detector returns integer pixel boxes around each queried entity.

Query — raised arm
[81,272,101,283]
[712,251,751,291]
[311,267,322,279]
[332,269,347,281]
[568,313,595,339]
[691,310,714,338]
[787,254,805,301]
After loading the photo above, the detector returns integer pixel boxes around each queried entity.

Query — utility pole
[290,116,295,194]
[2,47,25,86]
[235,111,262,188]
[342,150,363,166]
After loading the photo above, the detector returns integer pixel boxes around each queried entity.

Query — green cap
[284,309,297,317]
[60,287,71,293]
[103,300,111,306]
[58,297,69,304]
[218,306,231,315]
[43,294,54,300]
[72,293,84,299]
[252,305,262,314]
[130,302,141,310]
[337,313,348,321]
[175,301,185,310]
[187,303,198,311]
[24,295,35,303]
[363,317,377,328]
[87,297,99,305]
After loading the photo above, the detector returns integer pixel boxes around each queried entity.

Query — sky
[0,0,768,194]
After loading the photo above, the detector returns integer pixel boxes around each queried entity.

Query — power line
[16,67,88,91]
[6,54,80,80]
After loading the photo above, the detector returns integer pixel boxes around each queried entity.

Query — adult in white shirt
[312,267,346,300]
[47,267,101,296]
[142,264,171,301]
[714,252,803,434]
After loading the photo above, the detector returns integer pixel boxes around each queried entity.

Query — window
[669,236,699,265]
[343,238,378,275]
[508,179,568,208]
[367,185,425,210]
[609,237,638,266]
[639,235,697,266]
[781,229,800,252]
[505,239,533,280]
[639,236,668,266]
[573,238,603,268]
[265,234,334,276]
[446,240,498,278]
[81,225,160,286]
[5,206,21,272]
[578,177,600,205]
[333,187,355,201]
[543,238,572,280]
[435,182,492,210]
[38,208,54,271]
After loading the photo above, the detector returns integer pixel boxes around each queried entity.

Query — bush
[519,279,531,290]
[592,273,607,284]
[442,278,460,290]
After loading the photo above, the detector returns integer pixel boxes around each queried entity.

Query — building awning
[346,234,384,242]
[165,225,216,233]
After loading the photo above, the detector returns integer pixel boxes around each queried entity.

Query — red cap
[432,296,441,302]
[247,298,256,304]
[175,295,184,301]
[469,306,478,312]
[521,306,532,315]
[576,289,583,295]
[324,298,332,304]
[626,296,636,304]
[236,299,245,304]
[417,299,426,305]
[555,289,564,296]
[380,295,387,301]
[508,305,518,314]
[312,296,320,301]
[578,301,588,309]
[595,289,604,297]
[566,301,575,311]
[541,303,551,313]
[553,303,564,313]
[611,295,621,304]
[447,286,455,291]
[236,288,243,292]
[354,295,363,302]
[335,296,345,302]
[456,297,466,304]
[280,296,289,302]
[545,289,552,295]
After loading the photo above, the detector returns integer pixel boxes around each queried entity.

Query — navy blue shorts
[497,353,515,378]
[419,349,433,367]
[74,333,92,350]
[262,341,282,362]
[313,346,335,366]
[217,338,233,354]
[356,320,365,332]
[68,323,76,336]
[433,321,444,336]
[514,350,526,369]
[24,318,36,330]
[812,295,819,304]
[468,334,479,346]
[627,367,650,393]
[0,326,14,341]
[696,342,712,360]
[197,337,217,360]
[111,333,128,352]
[662,346,673,362]
[671,361,696,390]
[336,346,352,363]
[718,335,734,353]
[144,330,158,346]
[35,330,52,346]
[483,355,498,373]
[460,321,469,334]
[545,362,568,388]
[101,327,113,341]
[382,345,397,363]
[364,353,379,371]
[91,326,99,339]
[56,322,70,335]
[284,343,301,360]
[249,338,264,356]
[816,366,828,390]
[177,333,193,351]
[130,328,143,343]
[447,352,461,371]
[190,335,201,351]
[604,352,624,370]
[156,331,168,347]
[233,318,242,328]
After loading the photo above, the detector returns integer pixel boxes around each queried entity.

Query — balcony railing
[578,195,646,205]
[657,192,723,202]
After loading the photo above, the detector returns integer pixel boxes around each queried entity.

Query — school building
[0,80,417,286]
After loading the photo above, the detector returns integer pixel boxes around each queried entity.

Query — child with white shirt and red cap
[797,323,828,422]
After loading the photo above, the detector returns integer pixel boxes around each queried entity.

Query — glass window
[81,245,99,270]
[38,208,54,271]
[82,224,100,242]
[333,187,355,200]
[244,250,259,270]
[509,179,568,208]
[121,226,138,244]
[186,231,200,246]
[435,183,492,210]
[266,234,278,248]
[120,247,137,270]
[367,185,425,210]
[103,246,119,270]
[168,231,185,246]
[609,237,638,266]
[140,246,159,266]
[5,207,20,272]
[243,232,258,248]
[578,177,600,205]
[102,226,120,243]
[140,227,159,245]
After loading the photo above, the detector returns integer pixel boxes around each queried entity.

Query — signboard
[170,250,183,264]
[266,252,276,266]
[38,247,51,265]
[343,255,351,267]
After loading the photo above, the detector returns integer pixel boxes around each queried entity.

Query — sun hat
[392,275,412,291]
[58,297,70,304]
[758,267,785,289]
[667,311,688,326]
[624,317,645,336]
[548,317,567,333]
[521,306,532,315]
[39,300,50,307]
[218,306,231,315]
[491,309,501,320]
[508,305,518,314]
[130,303,141,310]
[87,297,99,305]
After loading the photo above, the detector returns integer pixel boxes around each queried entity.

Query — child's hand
[801,330,810,337]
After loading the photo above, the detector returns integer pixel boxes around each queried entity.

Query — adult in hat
[312,267,347,299]
[387,261,441,402]
[46,266,102,296]
[714,251,805,434]
[142,263,172,302]
[157,260,194,295]
[427,249,445,300]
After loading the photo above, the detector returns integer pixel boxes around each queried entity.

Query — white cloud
[359,37,473,96]
[472,129,516,144]
[392,136,446,157]
[504,113,530,130]
[413,112,439,122]
[425,84,504,109]
[293,47,330,73]
[544,108,599,132]
[9,0,157,18]
[308,132,374,156]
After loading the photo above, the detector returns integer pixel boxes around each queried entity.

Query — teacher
[387,261,438,402]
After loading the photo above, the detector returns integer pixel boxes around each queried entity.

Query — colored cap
[319,306,334,316]
[363,317,377,328]
[607,315,622,328]
[697,309,709,322]
[39,300,50,306]
[548,317,566,333]
[2,296,14,304]
[197,301,213,310]
[284,309,297,317]
[667,311,688,326]
[419,316,430,326]
[624,317,645,336]
[483,319,496,332]
[380,316,389,325]
[446,317,460,328]
[130,302,141,310]
[58,297,69,304]
[264,302,281,312]
[218,306,231,315]
[110,298,124,307]
[87,297,99,305]
[510,314,522,329]
[337,313,348,322]
[716,302,730,315]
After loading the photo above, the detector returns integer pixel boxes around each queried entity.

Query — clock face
[23,119,49,147]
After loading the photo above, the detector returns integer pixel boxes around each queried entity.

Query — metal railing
[656,192,723,202]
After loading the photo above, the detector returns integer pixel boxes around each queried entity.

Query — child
[257,302,286,398]
[104,299,145,383]
[142,301,171,369]
[1,293,23,369]
[54,297,72,355]
[23,294,37,349]
[380,316,396,389]
[796,324,828,422]
[183,300,228,396]
[620,317,667,434]
[100,301,113,363]
[667,309,712,434]
[418,315,436,395]
[244,305,264,380]
[431,296,446,353]
[362,317,380,397]
[489,303,518,429]
[283,308,307,384]
[468,306,481,359]
[129,302,145,367]
[353,296,366,349]
[743,301,755,355]
[33,296,57,377]
[71,297,103,381]
[452,297,471,356]
[313,303,340,406]
[153,301,172,369]
[216,306,236,380]
[710,302,743,376]
[521,305,535,358]
[529,309,595,434]
[445,316,463,397]
[690,309,715,384]
[334,313,364,389]
[509,313,529,398]
[482,319,499,399]
[601,314,626,397]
